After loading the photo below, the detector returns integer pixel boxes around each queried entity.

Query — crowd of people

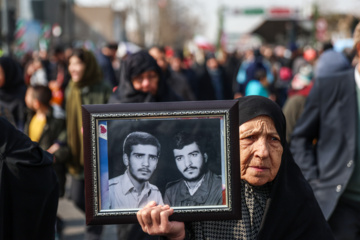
[0,21,359,240]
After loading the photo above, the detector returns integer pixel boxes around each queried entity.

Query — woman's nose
[254,138,270,159]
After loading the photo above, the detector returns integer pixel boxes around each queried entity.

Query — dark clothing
[185,96,334,239]
[314,49,350,79]
[96,52,118,88]
[328,197,360,240]
[164,170,222,206]
[194,64,232,101]
[221,53,242,95]
[24,106,71,197]
[0,57,27,130]
[177,67,198,98]
[167,69,196,101]
[0,117,58,240]
[290,68,357,220]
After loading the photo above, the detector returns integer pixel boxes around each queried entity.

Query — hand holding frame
[137,201,185,240]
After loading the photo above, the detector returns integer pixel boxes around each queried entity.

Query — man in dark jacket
[290,22,360,239]
[0,117,59,240]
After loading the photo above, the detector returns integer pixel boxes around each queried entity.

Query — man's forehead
[174,142,200,152]
[130,144,158,154]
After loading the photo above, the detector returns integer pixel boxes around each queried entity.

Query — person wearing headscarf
[108,50,181,104]
[0,56,27,130]
[0,117,58,240]
[136,96,334,240]
[290,23,360,239]
[65,48,112,240]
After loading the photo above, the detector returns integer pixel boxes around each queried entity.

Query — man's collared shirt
[108,170,163,209]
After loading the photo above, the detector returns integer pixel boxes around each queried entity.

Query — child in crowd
[24,85,71,238]
[245,68,270,98]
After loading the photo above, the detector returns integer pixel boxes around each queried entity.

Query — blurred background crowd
[1,0,360,239]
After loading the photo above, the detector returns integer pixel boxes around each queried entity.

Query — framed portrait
[82,100,240,225]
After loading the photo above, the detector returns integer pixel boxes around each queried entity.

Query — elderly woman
[137,96,334,239]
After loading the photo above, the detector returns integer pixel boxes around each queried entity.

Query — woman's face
[68,56,85,82]
[131,70,159,95]
[239,115,283,186]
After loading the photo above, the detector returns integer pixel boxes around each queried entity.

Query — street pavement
[57,176,117,240]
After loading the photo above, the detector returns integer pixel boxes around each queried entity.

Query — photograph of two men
[98,117,226,212]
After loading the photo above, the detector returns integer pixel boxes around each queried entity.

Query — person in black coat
[0,117,58,240]
[290,24,360,240]
[195,52,233,101]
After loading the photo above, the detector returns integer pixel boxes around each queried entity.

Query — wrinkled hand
[137,201,185,240]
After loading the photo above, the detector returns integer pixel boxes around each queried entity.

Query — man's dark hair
[123,131,161,157]
[31,85,52,107]
[171,131,207,154]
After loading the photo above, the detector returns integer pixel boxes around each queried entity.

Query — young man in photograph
[164,131,223,206]
[108,131,163,209]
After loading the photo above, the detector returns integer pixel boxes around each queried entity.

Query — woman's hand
[137,201,185,240]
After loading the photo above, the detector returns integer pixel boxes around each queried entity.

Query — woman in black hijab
[108,50,181,103]
[136,96,334,239]
[0,57,26,130]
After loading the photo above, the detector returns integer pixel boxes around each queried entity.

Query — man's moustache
[183,166,198,173]
[138,168,151,173]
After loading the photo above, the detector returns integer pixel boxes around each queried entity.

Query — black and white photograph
[103,117,225,211]
[82,101,240,224]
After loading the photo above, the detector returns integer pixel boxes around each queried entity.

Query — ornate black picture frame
[82,100,240,225]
